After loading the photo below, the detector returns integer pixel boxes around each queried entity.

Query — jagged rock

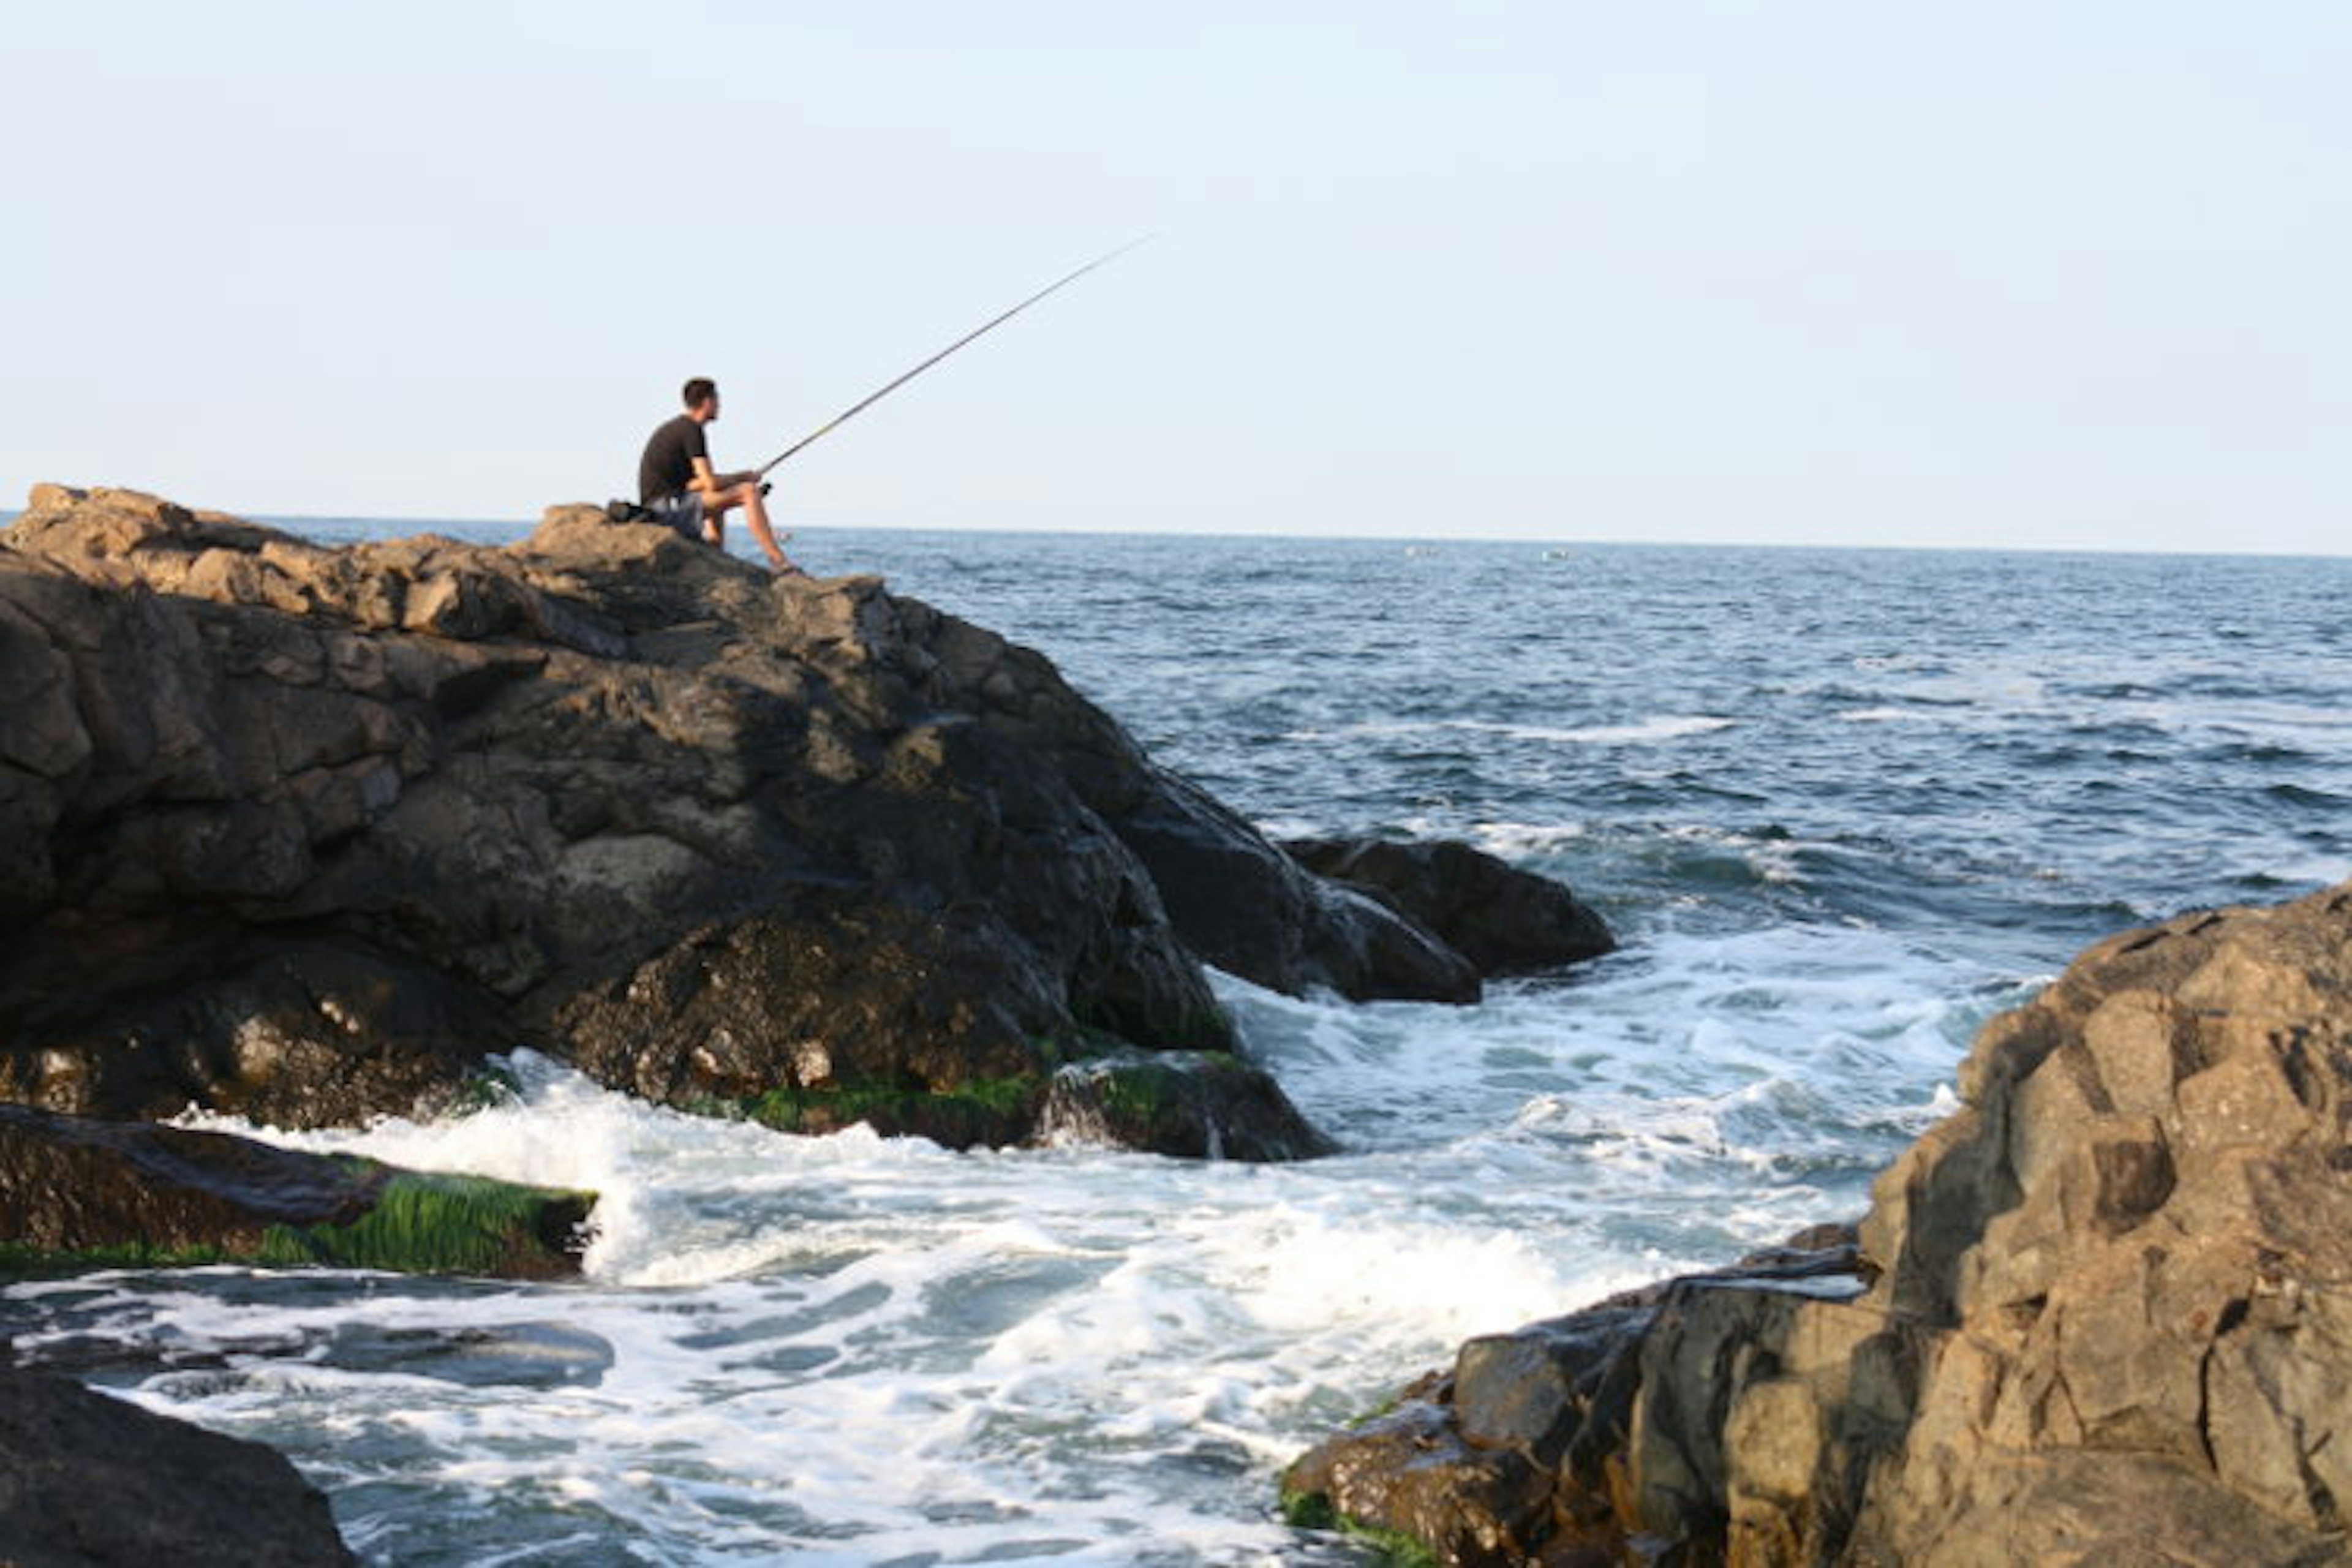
[1285,881,2352,1564]
[1283,1237,1864,1566]
[0,1102,595,1279]
[0,485,1471,1157]
[0,1365,356,1566]
[1283,835,1617,977]
[0,940,505,1131]
[1116,772,1484,1003]
[1284,1387,1555,1566]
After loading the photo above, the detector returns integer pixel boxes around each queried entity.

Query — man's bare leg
[718,481,796,573]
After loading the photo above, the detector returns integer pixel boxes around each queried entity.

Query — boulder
[1284,881,2352,1564]
[1112,772,1485,1003]
[0,1365,355,1566]
[0,485,1471,1157]
[1283,835,1617,977]
[1283,1233,1864,1566]
[1038,1049,1338,1160]
[0,1102,595,1280]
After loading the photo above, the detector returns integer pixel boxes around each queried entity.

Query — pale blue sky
[4,3,2346,551]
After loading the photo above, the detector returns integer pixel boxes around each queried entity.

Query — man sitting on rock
[638,377,801,574]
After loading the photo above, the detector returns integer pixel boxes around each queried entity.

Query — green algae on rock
[0,1102,594,1281]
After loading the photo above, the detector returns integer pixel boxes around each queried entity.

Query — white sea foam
[1467,820,1593,856]
[2261,855,2352,891]
[87,975,1901,1563]
[1836,706,1943,725]
[1321,714,1735,748]
[1512,715,1734,745]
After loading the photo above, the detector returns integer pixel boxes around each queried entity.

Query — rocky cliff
[0,486,1609,1160]
[1286,880,2352,1565]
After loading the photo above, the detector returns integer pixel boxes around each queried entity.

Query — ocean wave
[1303,715,1735,748]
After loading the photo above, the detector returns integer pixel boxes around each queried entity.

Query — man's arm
[689,457,760,494]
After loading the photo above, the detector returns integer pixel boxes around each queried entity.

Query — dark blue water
[807,530,2349,962]
[9,521,2346,1564]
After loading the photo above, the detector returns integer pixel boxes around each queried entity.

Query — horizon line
[1,502,2343,564]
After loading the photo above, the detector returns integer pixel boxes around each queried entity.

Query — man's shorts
[647,492,706,543]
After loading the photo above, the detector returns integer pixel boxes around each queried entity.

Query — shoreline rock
[1284,880,2352,1564]
[1284,835,1617,977]
[0,481,1631,1568]
[1,486,1611,1161]
[0,1365,356,1566]
[0,1102,594,1280]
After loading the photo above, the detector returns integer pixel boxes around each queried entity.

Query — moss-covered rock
[1041,1050,1337,1160]
[739,1071,1049,1150]
[1280,1483,1445,1567]
[0,1102,594,1281]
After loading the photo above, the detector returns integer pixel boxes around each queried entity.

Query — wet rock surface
[1286,881,2352,1564]
[0,1365,356,1566]
[1284,835,1617,978]
[0,1101,594,1280]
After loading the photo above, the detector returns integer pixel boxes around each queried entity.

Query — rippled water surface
[7,526,2347,1563]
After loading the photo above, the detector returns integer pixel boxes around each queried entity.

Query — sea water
[6,526,2348,1564]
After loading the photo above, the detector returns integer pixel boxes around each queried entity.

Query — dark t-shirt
[638,413,709,504]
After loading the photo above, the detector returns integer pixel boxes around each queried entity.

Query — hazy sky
[5,3,2346,551]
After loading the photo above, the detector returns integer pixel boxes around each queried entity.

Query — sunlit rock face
[1286,881,2352,1566]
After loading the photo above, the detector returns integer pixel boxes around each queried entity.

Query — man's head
[682,377,720,421]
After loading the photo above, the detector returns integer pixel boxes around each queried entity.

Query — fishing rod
[758,235,1155,478]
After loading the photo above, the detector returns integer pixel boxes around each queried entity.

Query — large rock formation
[1286,880,2352,1565]
[0,1365,356,1566]
[0,486,1577,1158]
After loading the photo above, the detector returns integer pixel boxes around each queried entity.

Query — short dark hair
[682,377,718,409]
